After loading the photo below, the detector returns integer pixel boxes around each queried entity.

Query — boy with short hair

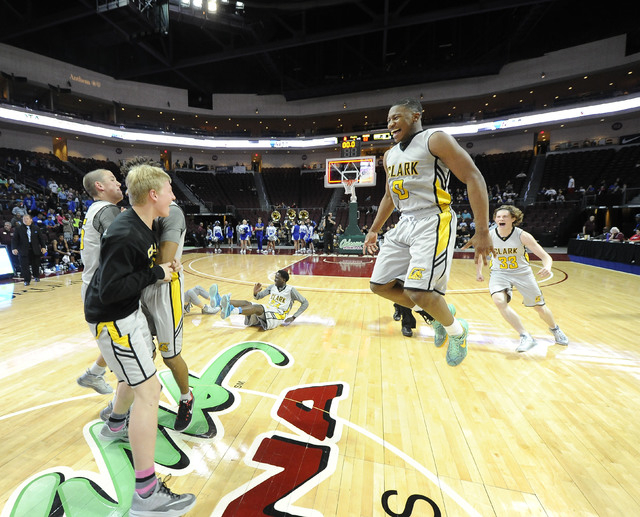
[84,164,196,516]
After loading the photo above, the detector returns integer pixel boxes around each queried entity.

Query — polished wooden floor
[1,250,639,517]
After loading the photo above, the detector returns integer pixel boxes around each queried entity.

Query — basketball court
[1,251,639,516]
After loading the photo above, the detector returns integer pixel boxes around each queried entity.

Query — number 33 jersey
[489,226,532,273]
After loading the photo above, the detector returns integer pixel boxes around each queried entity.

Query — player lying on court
[476,205,569,352]
[183,285,221,314]
[211,270,309,330]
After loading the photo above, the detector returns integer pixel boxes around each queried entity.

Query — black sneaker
[416,310,434,325]
[392,305,401,321]
[401,325,413,337]
[175,394,194,431]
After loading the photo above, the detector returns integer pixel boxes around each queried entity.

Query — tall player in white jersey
[476,205,569,352]
[364,98,492,367]
[76,169,123,395]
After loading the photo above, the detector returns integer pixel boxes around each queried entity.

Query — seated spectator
[52,234,72,267]
[594,226,610,240]
[44,214,57,228]
[1,221,13,247]
[11,202,27,225]
[68,233,82,265]
[608,227,625,242]
[628,228,640,243]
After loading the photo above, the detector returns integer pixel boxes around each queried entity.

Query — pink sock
[135,466,157,497]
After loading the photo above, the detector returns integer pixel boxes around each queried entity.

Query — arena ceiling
[1,0,639,104]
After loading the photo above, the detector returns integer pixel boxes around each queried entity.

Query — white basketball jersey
[80,200,118,288]
[263,284,296,315]
[489,226,531,273]
[385,129,452,214]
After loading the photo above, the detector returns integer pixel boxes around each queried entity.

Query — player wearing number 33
[476,205,569,353]
[364,98,493,367]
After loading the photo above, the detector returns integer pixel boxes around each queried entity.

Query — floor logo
[3,341,447,517]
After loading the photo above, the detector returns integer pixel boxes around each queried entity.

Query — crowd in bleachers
[3,142,640,277]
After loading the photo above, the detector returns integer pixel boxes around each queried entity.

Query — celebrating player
[76,168,123,395]
[84,163,196,515]
[476,205,569,352]
[364,98,492,366]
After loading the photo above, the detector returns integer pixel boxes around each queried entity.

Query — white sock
[180,390,192,402]
[89,362,106,376]
[412,304,422,311]
[444,320,464,336]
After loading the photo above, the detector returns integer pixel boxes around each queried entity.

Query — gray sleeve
[158,205,186,243]
[93,204,121,235]
[254,285,273,300]
[289,287,309,318]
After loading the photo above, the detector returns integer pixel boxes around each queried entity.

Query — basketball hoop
[342,178,358,203]
[343,179,356,196]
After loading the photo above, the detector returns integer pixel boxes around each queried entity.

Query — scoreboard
[340,136,361,157]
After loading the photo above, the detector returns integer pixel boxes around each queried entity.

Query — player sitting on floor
[211,270,308,329]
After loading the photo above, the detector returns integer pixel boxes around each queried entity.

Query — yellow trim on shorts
[169,272,183,330]
[435,178,452,210]
[96,321,131,349]
[436,209,452,258]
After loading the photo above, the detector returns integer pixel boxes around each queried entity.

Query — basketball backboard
[324,156,377,188]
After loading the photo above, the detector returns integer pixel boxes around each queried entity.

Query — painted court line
[236,387,481,517]
[0,392,99,421]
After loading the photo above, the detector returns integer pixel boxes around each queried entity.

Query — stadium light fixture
[207,0,217,13]
[1,95,640,148]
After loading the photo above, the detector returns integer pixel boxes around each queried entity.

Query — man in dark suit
[12,214,47,285]
[322,212,336,253]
